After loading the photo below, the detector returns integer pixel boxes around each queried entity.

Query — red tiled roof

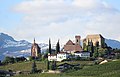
[64,40,82,52]
[66,40,75,45]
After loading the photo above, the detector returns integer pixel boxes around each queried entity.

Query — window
[77,39,78,42]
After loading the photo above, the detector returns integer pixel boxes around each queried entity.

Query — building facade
[57,52,69,61]
[74,51,90,58]
[83,34,105,48]
[48,54,57,61]
[31,39,41,57]
[48,52,69,62]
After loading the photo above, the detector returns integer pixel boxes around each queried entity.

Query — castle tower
[75,36,81,45]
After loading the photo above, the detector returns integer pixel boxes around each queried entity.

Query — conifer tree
[31,60,37,73]
[49,38,52,54]
[83,43,86,50]
[91,40,94,56]
[87,39,90,51]
[56,40,60,54]
[51,61,56,70]
[47,60,50,70]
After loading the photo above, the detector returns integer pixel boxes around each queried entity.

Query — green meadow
[0,60,120,77]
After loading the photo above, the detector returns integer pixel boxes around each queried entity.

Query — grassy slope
[0,61,47,71]
[0,60,120,77]
[66,60,120,77]
[0,61,93,71]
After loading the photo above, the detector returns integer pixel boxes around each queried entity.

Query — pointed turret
[34,38,36,44]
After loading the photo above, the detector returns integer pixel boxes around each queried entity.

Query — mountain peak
[105,39,120,49]
[0,33,15,41]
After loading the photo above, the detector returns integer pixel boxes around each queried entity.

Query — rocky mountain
[0,33,48,61]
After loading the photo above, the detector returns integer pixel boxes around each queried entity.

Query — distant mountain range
[105,39,120,49]
[0,33,48,61]
[0,33,120,61]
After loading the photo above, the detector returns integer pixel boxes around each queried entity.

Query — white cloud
[73,0,102,8]
[10,0,120,43]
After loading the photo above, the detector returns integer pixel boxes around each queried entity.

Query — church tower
[31,38,41,57]
[75,36,81,45]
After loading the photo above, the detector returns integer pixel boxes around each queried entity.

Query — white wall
[75,52,90,58]
[48,55,57,61]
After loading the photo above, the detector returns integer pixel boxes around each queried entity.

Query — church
[63,36,83,54]
[31,39,41,57]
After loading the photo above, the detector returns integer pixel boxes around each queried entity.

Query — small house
[74,51,90,58]
[57,52,69,61]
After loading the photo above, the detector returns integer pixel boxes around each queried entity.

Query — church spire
[34,38,36,44]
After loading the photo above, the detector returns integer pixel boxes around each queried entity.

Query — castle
[83,34,105,48]
[31,38,41,57]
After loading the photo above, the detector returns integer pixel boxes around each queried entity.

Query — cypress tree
[47,60,50,71]
[49,38,52,54]
[91,40,94,56]
[51,61,56,70]
[87,39,90,51]
[83,43,86,50]
[31,60,37,73]
[56,40,60,54]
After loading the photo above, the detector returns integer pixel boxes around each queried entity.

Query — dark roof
[0,70,13,75]
[57,52,69,54]
[74,51,90,53]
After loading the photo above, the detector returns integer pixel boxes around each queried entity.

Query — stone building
[83,34,105,48]
[63,36,82,54]
[31,39,41,57]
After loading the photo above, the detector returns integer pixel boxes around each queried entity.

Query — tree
[98,48,107,57]
[31,60,37,73]
[46,60,50,71]
[93,46,99,58]
[50,61,56,70]
[95,41,99,48]
[56,40,60,54]
[3,56,15,64]
[93,51,99,58]
[28,56,34,61]
[83,43,87,51]
[49,38,52,54]
[15,57,26,62]
[91,43,94,57]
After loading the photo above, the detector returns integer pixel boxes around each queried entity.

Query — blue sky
[0,0,120,43]
[0,0,23,29]
[105,0,120,10]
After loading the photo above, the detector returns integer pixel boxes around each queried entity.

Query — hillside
[66,60,120,77]
[0,60,120,77]
[105,39,120,49]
